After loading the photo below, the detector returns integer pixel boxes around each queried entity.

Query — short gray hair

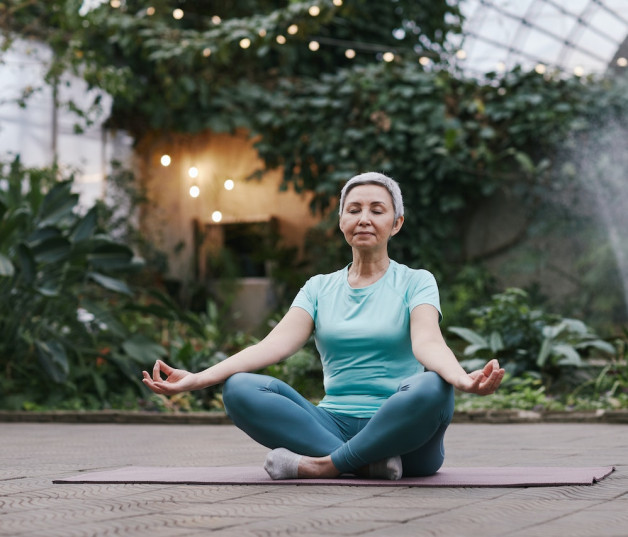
[339,172,404,220]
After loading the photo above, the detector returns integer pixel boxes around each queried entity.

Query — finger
[483,359,497,376]
[152,361,162,382]
[159,360,175,374]
[482,369,505,393]
[142,377,161,394]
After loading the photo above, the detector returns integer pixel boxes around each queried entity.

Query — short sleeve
[290,276,319,321]
[408,270,442,321]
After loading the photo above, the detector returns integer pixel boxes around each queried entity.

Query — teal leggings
[222,371,454,477]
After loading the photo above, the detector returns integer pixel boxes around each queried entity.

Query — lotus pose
[143,172,505,480]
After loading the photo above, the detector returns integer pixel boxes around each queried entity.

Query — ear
[390,216,404,237]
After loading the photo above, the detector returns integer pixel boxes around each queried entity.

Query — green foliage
[0,157,152,409]
[448,288,616,390]
[455,374,565,412]
[1,1,461,134]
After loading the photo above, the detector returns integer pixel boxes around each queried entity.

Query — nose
[358,211,371,225]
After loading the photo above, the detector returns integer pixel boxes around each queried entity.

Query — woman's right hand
[142,359,198,395]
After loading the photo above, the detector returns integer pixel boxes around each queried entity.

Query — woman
[143,172,504,480]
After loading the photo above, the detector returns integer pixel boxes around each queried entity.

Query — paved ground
[1,422,627,537]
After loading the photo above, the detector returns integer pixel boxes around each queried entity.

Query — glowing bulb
[160,154,171,167]
[173,8,183,19]
[240,38,251,49]
[188,166,199,179]
[309,41,320,51]
[419,56,430,66]
[456,49,467,60]
[211,15,221,24]
[333,0,343,5]
[276,35,286,45]
[345,49,356,59]
[535,63,546,74]
[259,29,267,37]
[617,57,627,67]
[574,65,584,76]
[224,179,234,191]
[146,6,155,16]
[203,47,212,57]
[110,0,121,8]
[189,185,200,198]
[309,5,320,16]
[496,61,506,72]
[211,211,223,223]
[287,24,298,35]
[382,52,395,63]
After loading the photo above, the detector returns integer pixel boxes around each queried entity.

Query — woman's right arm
[142,306,314,395]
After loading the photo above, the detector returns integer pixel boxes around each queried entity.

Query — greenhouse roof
[454,0,628,77]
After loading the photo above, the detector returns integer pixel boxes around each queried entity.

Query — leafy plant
[0,157,158,409]
[448,288,616,389]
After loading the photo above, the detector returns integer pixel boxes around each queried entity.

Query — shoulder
[389,260,438,289]
[303,266,347,293]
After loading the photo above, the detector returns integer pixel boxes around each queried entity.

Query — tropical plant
[0,157,163,409]
[448,288,616,389]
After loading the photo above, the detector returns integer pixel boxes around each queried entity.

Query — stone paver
[1,422,626,537]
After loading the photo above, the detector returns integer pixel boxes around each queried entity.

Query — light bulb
[173,8,183,19]
[189,185,200,198]
[309,41,320,51]
[211,211,223,223]
[160,154,171,167]
[224,179,234,190]
[188,166,199,179]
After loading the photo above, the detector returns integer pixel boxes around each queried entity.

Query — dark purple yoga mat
[54,465,615,487]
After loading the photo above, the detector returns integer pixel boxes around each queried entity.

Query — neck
[348,253,390,287]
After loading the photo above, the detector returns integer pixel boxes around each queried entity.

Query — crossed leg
[222,371,454,479]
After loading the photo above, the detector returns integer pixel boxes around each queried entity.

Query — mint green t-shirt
[291,260,441,418]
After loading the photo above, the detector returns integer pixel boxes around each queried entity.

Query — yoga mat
[54,465,615,487]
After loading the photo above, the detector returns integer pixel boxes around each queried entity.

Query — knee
[398,372,454,414]
[222,372,258,411]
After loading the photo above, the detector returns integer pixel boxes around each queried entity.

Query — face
[339,184,404,250]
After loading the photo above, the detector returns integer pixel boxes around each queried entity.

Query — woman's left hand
[457,359,505,396]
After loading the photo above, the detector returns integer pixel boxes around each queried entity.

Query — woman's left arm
[410,304,505,395]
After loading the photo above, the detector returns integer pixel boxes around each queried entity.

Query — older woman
[143,172,504,480]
